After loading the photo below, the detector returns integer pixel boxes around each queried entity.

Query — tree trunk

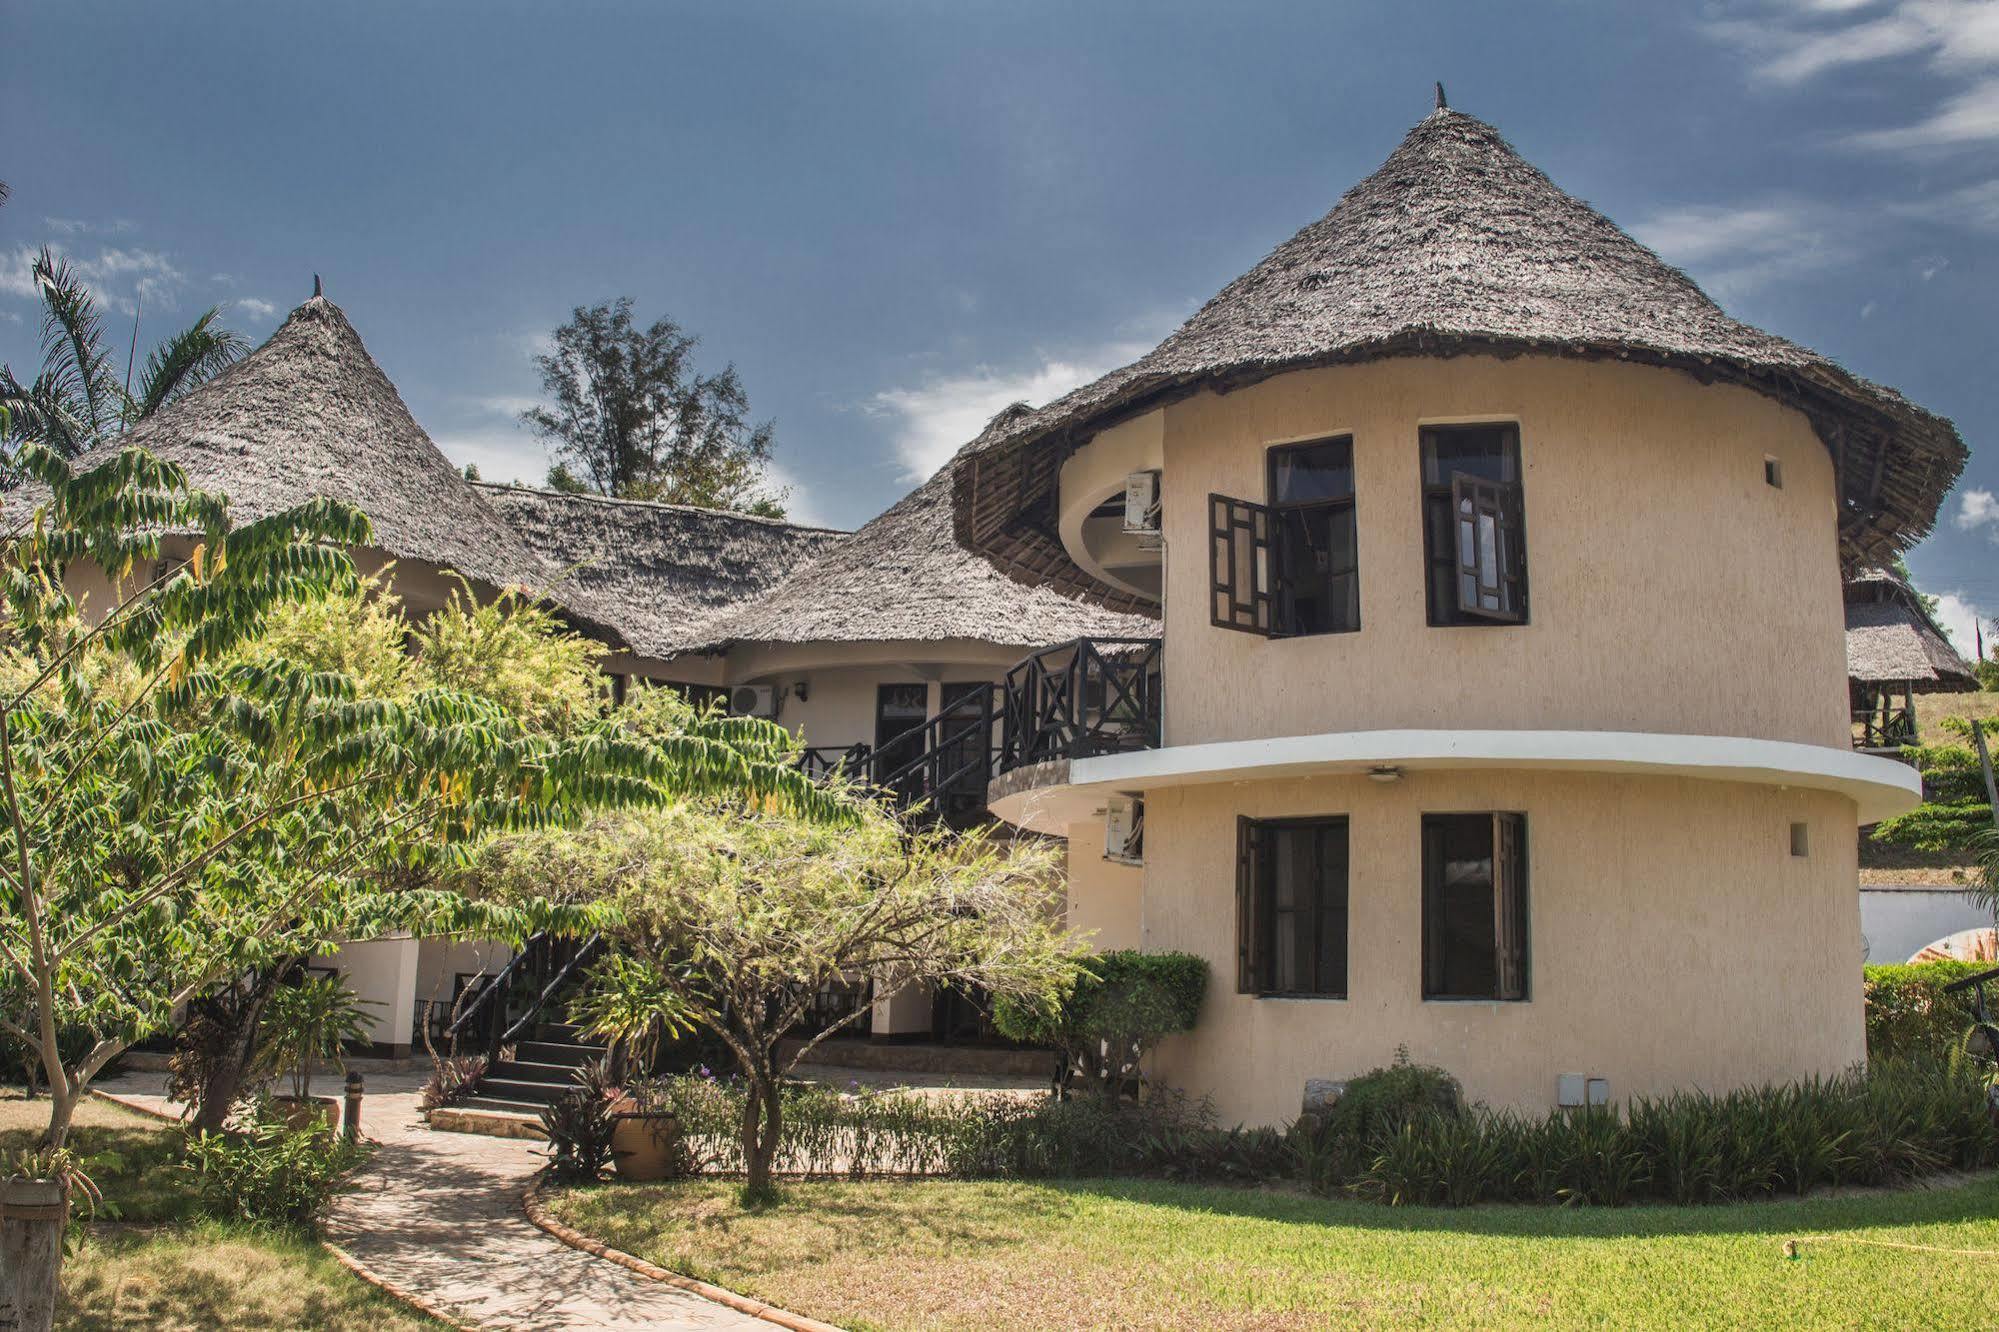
[741,1069,783,1201]
[192,967,287,1133]
[0,1177,65,1332]
[39,1078,74,1152]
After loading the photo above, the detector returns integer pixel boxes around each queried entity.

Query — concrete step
[515,1039,606,1067]
[456,1091,556,1116]
[487,1058,586,1086]
[427,1102,547,1141]
[474,1077,571,1106]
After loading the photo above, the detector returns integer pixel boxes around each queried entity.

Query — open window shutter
[1209,494,1276,635]
[1236,817,1267,993]
[1492,813,1527,1000]
[1451,473,1525,623]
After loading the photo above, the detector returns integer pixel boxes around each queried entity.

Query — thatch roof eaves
[683,459,1160,652]
[25,295,633,644]
[953,108,1968,601]
[473,483,847,659]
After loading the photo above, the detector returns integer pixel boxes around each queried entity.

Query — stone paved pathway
[95,1070,777,1331]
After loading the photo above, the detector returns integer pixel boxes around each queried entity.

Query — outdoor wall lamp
[1366,765,1404,783]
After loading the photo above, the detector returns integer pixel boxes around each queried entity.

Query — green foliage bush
[645,1071,1272,1181]
[1865,961,1993,1058]
[175,1107,366,1231]
[990,950,1208,1092]
[1869,797,1994,854]
[1327,1058,1997,1207]
[596,1056,1995,1207]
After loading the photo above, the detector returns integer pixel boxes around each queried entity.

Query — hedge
[1864,961,1994,1058]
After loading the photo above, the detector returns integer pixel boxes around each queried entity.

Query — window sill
[1248,992,1348,1002]
[1422,996,1529,1005]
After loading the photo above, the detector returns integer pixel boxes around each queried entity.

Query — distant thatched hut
[1845,569,1976,750]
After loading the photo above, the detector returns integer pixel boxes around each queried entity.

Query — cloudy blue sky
[5,2,1998,645]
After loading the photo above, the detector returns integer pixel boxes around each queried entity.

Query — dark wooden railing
[798,743,873,780]
[870,687,1000,825]
[1852,706,1917,751]
[443,932,602,1063]
[999,637,1163,773]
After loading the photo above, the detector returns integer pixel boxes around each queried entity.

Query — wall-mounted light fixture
[1367,765,1403,784]
[792,681,810,703]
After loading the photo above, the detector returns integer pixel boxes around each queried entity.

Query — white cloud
[1704,3,1999,150]
[1954,486,1999,533]
[1629,199,1855,298]
[230,297,277,321]
[757,460,835,529]
[43,217,134,237]
[430,429,549,489]
[1933,591,1991,657]
[1893,178,1999,231]
[867,342,1149,481]
[0,247,38,301]
[1847,77,1999,148]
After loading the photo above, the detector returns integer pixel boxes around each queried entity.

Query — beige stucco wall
[1064,821,1146,950]
[717,640,1020,752]
[1129,767,1862,1127]
[1145,355,1847,747]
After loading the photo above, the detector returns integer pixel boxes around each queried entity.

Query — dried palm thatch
[953,108,1968,602]
[475,483,846,658]
[1845,569,1975,690]
[20,295,631,643]
[685,459,1160,652]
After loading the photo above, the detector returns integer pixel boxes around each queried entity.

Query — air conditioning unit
[730,685,779,719]
[1122,469,1162,548]
[1104,795,1144,865]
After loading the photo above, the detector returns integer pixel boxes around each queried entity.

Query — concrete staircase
[433,1023,606,1137]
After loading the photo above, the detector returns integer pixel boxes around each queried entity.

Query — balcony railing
[999,637,1163,774]
[1852,706,1917,751]
[795,692,998,826]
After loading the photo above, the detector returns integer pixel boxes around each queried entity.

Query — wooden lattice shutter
[1210,494,1276,634]
[1451,473,1525,623]
[1236,817,1268,993]
[1492,812,1528,1000]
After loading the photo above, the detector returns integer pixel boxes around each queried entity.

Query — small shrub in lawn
[540,1059,619,1181]
[176,1105,366,1231]
[991,950,1208,1095]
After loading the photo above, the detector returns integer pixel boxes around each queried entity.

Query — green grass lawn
[1,1089,437,1330]
[548,1174,1999,1332]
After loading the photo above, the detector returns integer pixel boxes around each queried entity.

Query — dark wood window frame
[1421,811,1529,1002]
[1210,435,1361,639]
[1236,814,1351,998]
[1420,423,1528,626]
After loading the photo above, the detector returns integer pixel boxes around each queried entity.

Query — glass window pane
[1270,438,1354,504]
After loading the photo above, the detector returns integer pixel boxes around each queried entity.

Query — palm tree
[0,246,248,462]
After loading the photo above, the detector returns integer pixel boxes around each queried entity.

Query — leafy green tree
[521,297,786,516]
[463,797,1082,1198]
[0,438,844,1159]
[0,248,247,462]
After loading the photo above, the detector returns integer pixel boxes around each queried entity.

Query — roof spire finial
[313,273,322,298]
[1435,81,1448,111]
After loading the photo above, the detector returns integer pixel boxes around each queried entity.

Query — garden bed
[0,1090,437,1330]
[546,1173,1999,1331]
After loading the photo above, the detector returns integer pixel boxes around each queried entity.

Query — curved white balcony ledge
[987,729,1923,835]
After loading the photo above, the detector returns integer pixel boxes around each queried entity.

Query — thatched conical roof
[955,107,1969,600]
[38,295,628,642]
[475,483,847,659]
[685,446,1160,653]
[1844,569,1976,690]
